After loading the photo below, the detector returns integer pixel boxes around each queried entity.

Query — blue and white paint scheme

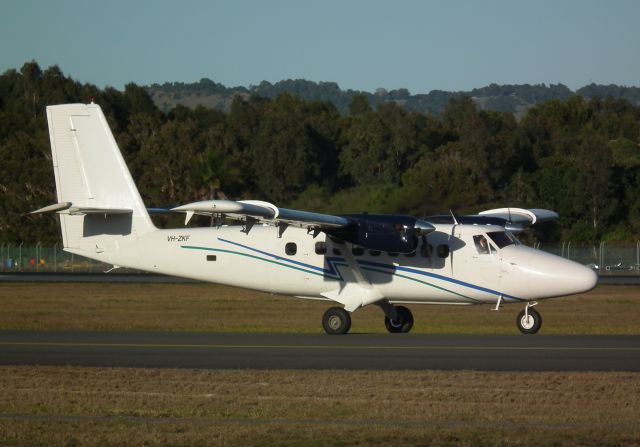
[31,103,598,335]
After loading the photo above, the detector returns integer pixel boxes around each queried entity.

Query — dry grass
[0,283,638,334]
[0,366,638,446]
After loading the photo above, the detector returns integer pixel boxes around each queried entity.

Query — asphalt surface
[2,272,639,284]
[1,331,638,371]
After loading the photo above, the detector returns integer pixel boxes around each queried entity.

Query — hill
[146,79,640,117]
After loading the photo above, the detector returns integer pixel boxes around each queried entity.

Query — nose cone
[541,258,598,296]
[508,248,598,299]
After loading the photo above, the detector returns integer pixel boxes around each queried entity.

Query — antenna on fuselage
[449,209,458,225]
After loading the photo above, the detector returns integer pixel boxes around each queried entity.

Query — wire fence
[535,241,640,274]
[2,241,640,275]
[0,243,115,273]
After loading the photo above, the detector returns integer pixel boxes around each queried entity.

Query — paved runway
[1,331,638,371]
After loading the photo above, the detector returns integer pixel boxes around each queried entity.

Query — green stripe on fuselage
[181,245,482,302]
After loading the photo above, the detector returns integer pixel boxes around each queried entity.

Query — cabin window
[315,241,327,255]
[437,244,450,258]
[206,255,217,261]
[369,250,381,256]
[285,242,297,256]
[333,248,342,256]
[352,246,364,256]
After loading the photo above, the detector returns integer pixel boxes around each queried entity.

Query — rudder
[45,103,154,253]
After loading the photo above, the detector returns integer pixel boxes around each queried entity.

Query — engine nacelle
[326,215,434,253]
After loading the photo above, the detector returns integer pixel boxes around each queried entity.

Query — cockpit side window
[474,235,491,254]
[487,231,517,249]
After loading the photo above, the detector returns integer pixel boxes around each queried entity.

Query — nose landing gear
[517,302,542,334]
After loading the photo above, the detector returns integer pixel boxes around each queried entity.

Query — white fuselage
[69,222,598,308]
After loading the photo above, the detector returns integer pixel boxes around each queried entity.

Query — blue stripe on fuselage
[214,238,523,302]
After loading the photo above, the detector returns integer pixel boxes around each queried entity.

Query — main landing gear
[383,305,414,334]
[322,302,415,335]
[376,299,414,334]
[322,307,352,335]
[516,302,542,334]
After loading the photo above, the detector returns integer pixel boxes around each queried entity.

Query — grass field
[0,283,638,334]
[1,283,639,446]
[1,366,639,446]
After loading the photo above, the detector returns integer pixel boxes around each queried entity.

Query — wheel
[384,305,414,333]
[322,307,352,335]
[517,308,542,334]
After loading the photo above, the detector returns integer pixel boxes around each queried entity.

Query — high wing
[478,208,559,224]
[168,199,436,253]
[166,201,556,245]
[171,199,350,229]
[424,207,558,233]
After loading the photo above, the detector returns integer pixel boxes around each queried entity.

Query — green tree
[133,119,203,206]
[577,132,614,232]
[348,94,372,115]
[249,94,325,202]
[400,142,493,215]
[340,102,429,187]
[534,155,582,230]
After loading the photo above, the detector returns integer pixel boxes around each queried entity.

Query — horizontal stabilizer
[28,202,72,215]
[27,202,132,216]
[68,207,132,216]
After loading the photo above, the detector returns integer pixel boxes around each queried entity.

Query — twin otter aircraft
[32,103,598,335]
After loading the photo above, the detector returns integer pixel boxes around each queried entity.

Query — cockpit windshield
[487,231,519,249]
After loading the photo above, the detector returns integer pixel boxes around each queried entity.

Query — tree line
[1,62,640,244]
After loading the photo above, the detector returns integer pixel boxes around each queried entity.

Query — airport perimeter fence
[2,241,640,275]
[0,242,119,273]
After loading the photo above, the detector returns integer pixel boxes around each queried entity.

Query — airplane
[30,103,598,335]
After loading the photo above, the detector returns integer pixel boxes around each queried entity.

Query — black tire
[516,308,542,334]
[322,307,352,335]
[384,305,414,333]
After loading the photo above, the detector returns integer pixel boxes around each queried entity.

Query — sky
[1,0,639,94]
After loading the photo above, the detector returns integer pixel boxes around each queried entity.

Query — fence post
[53,242,58,273]
[35,242,41,272]
[567,242,571,260]
[0,243,4,271]
[599,241,605,272]
[18,242,24,272]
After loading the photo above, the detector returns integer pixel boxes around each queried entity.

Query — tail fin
[45,103,154,255]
